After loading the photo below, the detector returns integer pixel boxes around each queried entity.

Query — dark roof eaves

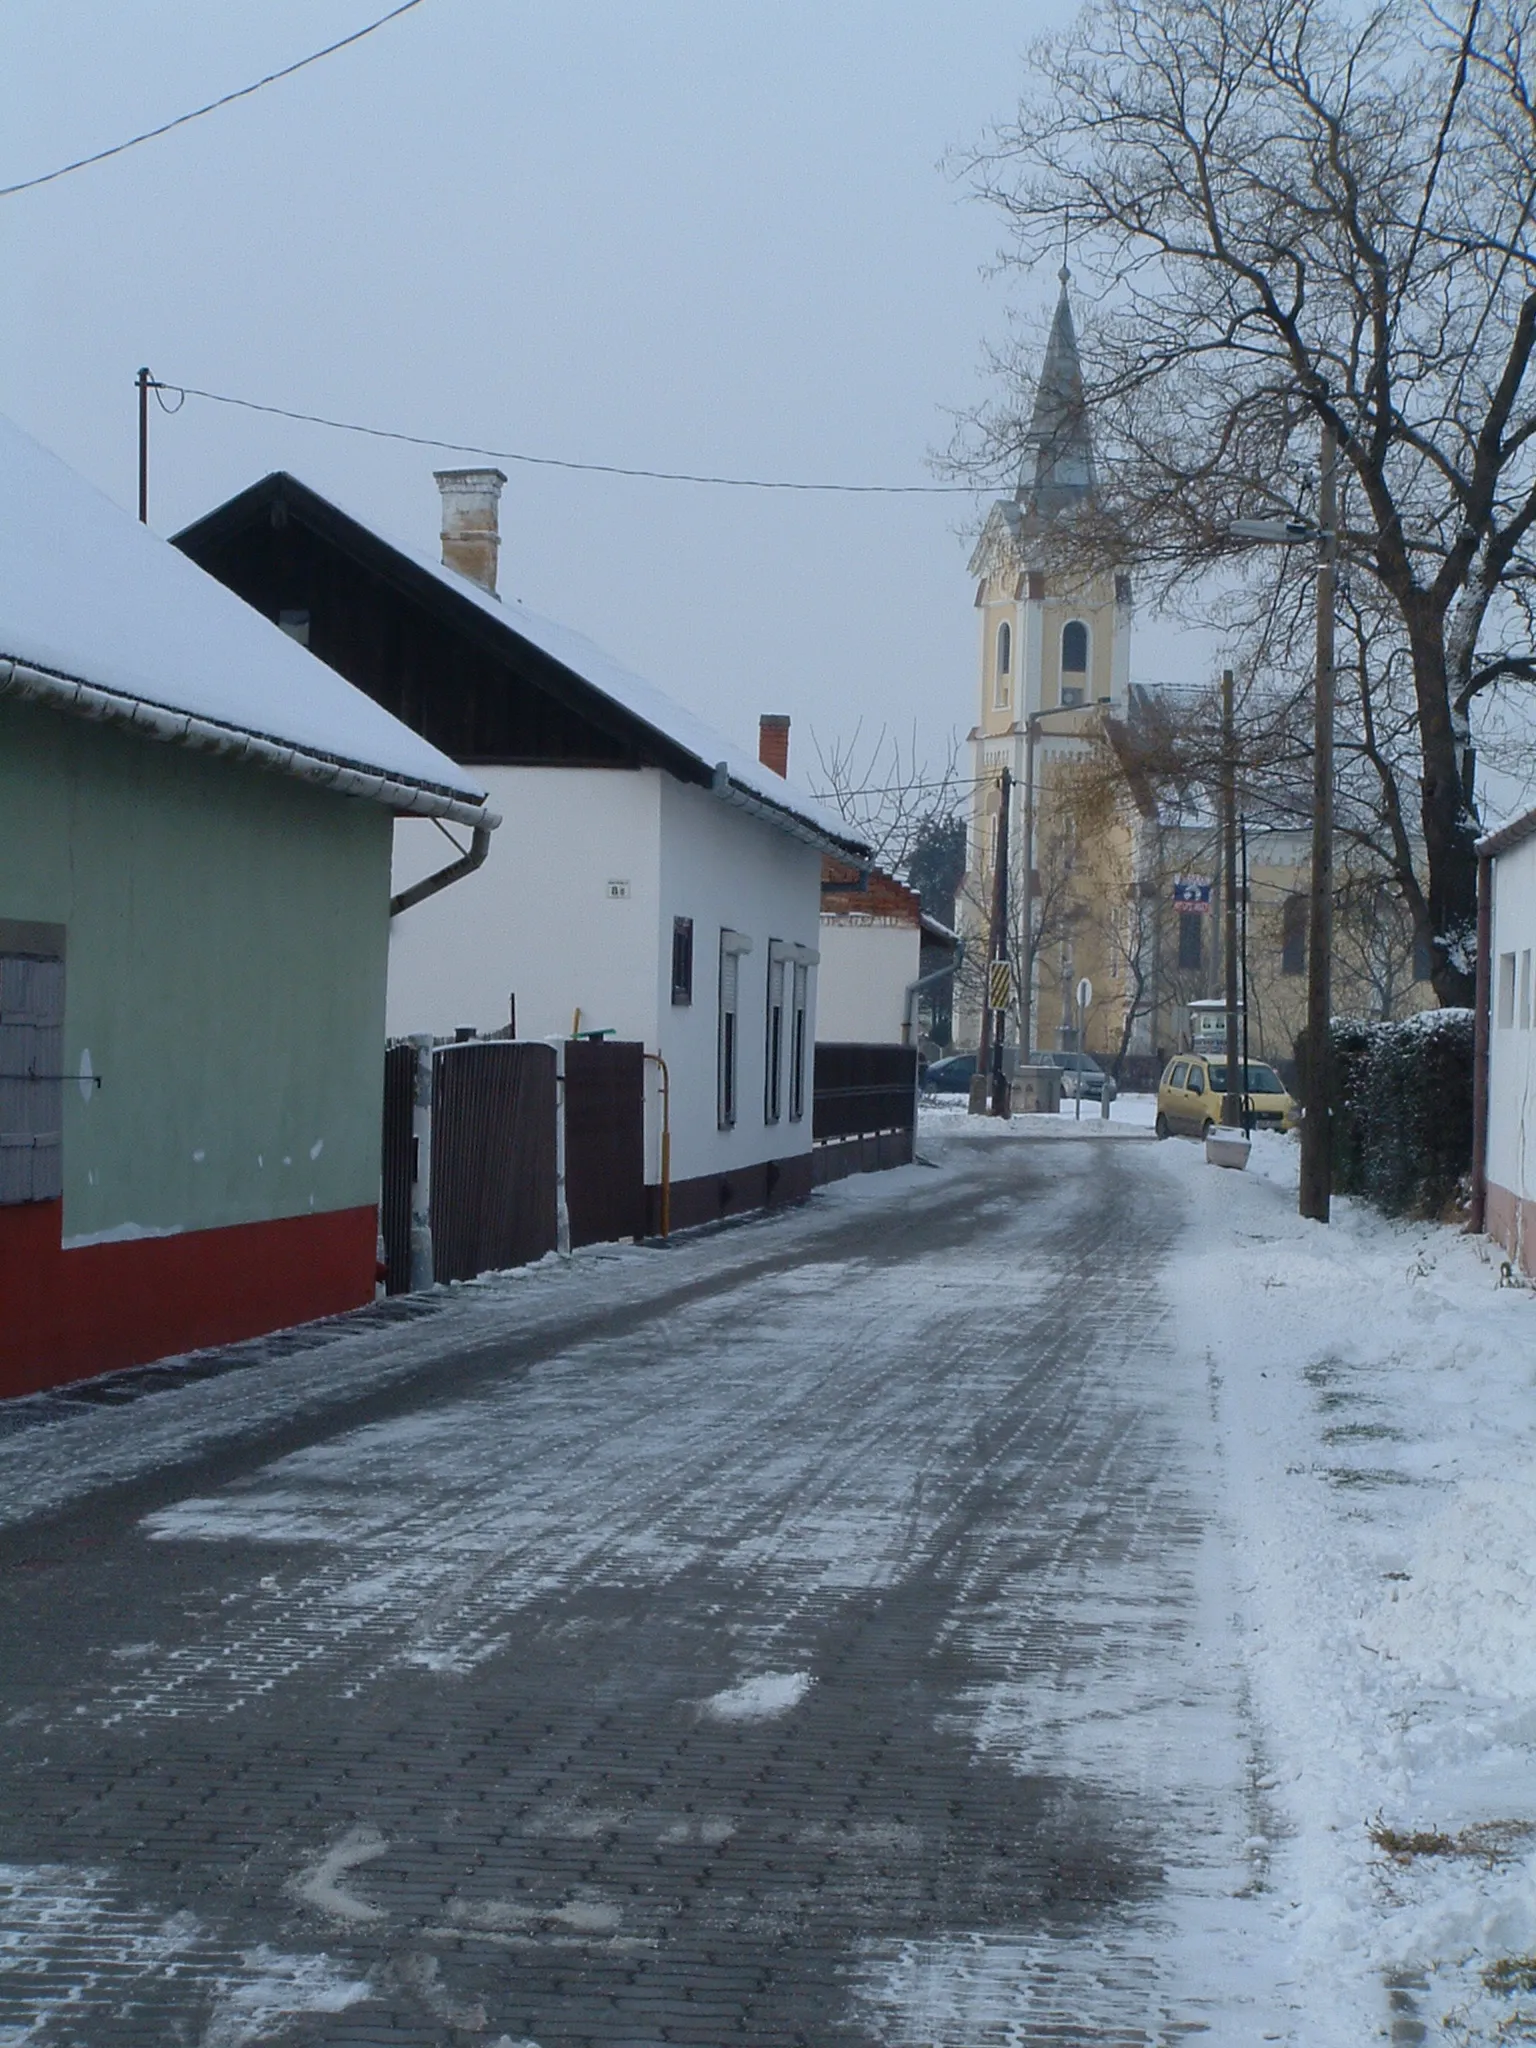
[174,476,709,790]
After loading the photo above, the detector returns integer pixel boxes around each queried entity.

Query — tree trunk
[1406,607,1478,1008]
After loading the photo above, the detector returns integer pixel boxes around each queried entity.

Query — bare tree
[964,0,1536,1004]
[808,722,964,878]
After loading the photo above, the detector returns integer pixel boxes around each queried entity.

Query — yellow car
[1155,1054,1295,1139]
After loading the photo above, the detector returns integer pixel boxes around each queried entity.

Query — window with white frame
[1498,951,1517,1027]
[718,930,753,1128]
[764,947,785,1123]
[994,620,1012,707]
[1061,619,1088,706]
[1522,949,1533,1029]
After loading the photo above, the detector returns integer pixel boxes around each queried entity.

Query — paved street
[0,1136,1293,2047]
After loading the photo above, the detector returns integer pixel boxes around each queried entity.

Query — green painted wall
[0,698,393,1244]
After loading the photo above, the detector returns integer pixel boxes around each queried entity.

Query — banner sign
[1172,878,1213,912]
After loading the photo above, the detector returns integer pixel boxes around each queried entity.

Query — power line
[148,378,986,495]
[0,0,428,200]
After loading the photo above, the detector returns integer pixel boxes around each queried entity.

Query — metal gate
[563,1039,646,1248]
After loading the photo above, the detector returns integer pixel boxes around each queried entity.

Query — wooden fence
[381,1037,643,1292]
[811,1042,918,1185]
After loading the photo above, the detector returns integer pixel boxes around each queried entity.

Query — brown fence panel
[812,1042,918,1144]
[380,1040,417,1295]
[564,1039,646,1248]
[431,1041,559,1283]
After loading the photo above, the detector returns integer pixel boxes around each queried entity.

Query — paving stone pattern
[0,1141,1288,2045]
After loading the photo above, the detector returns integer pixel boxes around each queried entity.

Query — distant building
[175,471,869,1232]
[0,418,492,1396]
[957,270,1430,1074]
[959,266,1133,1060]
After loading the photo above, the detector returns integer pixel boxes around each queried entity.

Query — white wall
[817,920,919,1043]
[387,766,662,1042]
[389,764,825,1194]
[1489,833,1536,1208]
[656,777,822,1187]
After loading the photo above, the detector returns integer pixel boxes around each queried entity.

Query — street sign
[1076,977,1093,1013]
[988,960,1013,1011]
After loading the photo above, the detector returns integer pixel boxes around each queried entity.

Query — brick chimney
[758,714,791,778]
[434,468,506,596]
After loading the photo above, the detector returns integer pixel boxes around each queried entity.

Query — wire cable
[0,0,428,199]
[149,378,986,494]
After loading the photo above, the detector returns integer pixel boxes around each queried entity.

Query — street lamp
[1227,421,1338,1223]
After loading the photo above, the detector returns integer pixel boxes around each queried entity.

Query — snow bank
[1367,1474,1536,1697]
[1147,1125,1536,2039]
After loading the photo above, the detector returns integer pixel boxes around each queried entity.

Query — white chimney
[434,467,507,596]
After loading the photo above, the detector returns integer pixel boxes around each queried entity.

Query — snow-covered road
[1,1122,1532,2045]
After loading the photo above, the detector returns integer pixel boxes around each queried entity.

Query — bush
[1296,1010,1474,1218]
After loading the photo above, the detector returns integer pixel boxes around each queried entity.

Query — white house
[175,470,870,1232]
[1478,806,1536,1273]
[817,856,957,1045]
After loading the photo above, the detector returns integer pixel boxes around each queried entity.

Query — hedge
[1295,1008,1475,1219]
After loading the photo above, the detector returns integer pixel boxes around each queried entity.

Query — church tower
[961,269,1132,1057]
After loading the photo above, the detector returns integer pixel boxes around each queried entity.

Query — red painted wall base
[0,1200,378,1400]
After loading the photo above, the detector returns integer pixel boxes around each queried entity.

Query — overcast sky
[1,0,1216,795]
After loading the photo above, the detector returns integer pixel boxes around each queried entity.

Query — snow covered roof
[174,473,870,864]
[1478,803,1536,860]
[0,415,491,825]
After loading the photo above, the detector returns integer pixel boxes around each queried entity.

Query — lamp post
[1229,418,1339,1221]
[1019,703,1092,1069]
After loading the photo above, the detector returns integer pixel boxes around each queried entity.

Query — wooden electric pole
[1221,668,1242,1128]
[1299,421,1338,1222]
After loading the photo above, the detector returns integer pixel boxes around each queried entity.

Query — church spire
[1018,266,1095,518]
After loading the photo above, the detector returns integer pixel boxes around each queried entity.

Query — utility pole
[1221,668,1242,1128]
[989,768,1012,1114]
[970,769,1011,1115]
[137,367,151,525]
[1299,422,1338,1222]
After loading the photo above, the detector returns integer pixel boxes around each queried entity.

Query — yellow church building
[957,271,1432,1077]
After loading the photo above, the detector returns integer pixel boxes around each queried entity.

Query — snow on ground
[701,1671,815,1721]
[1146,1123,1536,2044]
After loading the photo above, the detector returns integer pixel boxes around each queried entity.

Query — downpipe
[390,824,492,918]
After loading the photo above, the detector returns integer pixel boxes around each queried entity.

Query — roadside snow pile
[1148,1125,1536,2042]
[1368,1476,1536,1696]
[701,1671,813,1721]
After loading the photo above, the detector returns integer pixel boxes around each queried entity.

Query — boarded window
[0,948,65,1205]
[671,916,693,1005]
[1177,911,1203,972]
[1281,895,1307,976]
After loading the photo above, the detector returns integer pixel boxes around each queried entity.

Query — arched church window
[997,621,1012,674]
[1061,620,1088,673]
